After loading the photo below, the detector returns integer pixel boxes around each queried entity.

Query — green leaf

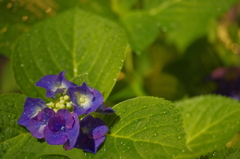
[0,93,46,159]
[111,0,138,15]
[121,11,159,53]
[37,154,70,159]
[174,95,240,159]
[199,148,240,159]
[12,8,128,100]
[146,0,238,51]
[38,144,86,159]
[70,72,89,86]
[86,97,186,158]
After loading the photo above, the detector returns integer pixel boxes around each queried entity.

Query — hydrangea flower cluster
[18,71,114,153]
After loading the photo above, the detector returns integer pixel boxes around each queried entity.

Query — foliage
[0,0,240,158]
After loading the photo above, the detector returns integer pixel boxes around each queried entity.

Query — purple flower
[36,71,77,98]
[27,108,55,138]
[44,109,79,150]
[68,82,104,115]
[209,67,240,100]
[96,104,115,114]
[74,115,108,153]
[18,97,46,127]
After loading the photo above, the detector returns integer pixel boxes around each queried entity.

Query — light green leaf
[121,11,159,53]
[86,97,186,158]
[12,8,128,100]
[174,95,240,159]
[146,0,238,51]
[0,93,46,159]
[70,72,89,86]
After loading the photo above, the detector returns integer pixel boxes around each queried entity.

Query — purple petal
[93,137,106,153]
[96,104,115,114]
[44,125,68,145]
[18,97,46,127]
[68,82,104,115]
[74,132,95,153]
[74,115,108,153]
[48,116,66,133]
[64,112,80,150]
[74,131,106,153]
[36,71,76,98]
[92,125,108,140]
[27,108,55,138]
[56,109,74,130]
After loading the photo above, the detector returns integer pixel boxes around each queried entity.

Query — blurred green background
[0,0,240,105]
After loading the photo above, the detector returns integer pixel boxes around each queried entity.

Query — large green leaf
[12,8,128,101]
[145,0,238,51]
[121,11,159,53]
[201,148,240,159]
[0,93,46,159]
[86,97,186,158]
[174,95,240,159]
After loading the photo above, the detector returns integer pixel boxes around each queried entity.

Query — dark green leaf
[86,97,186,158]
[121,11,159,53]
[0,93,46,159]
[12,8,128,101]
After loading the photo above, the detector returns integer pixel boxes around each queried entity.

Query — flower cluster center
[46,95,73,112]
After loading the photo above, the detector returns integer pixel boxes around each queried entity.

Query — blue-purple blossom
[36,71,77,98]
[96,104,115,114]
[68,82,104,115]
[18,97,46,127]
[44,109,79,150]
[74,115,108,153]
[27,108,55,138]
[209,67,240,100]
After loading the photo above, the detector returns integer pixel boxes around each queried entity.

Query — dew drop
[161,26,168,32]
[185,113,190,118]
[156,22,161,27]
